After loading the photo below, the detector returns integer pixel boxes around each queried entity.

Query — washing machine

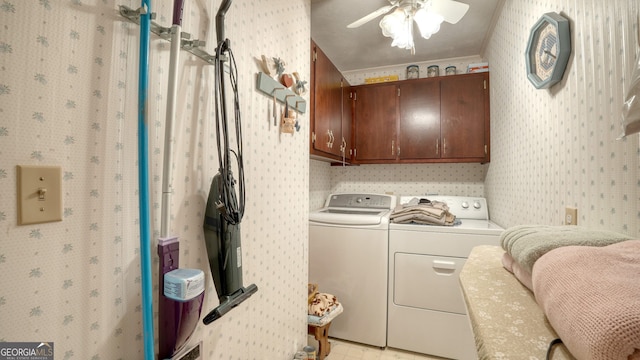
[387,195,503,359]
[309,193,396,347]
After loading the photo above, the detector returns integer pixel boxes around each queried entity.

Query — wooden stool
[307,303,343,360]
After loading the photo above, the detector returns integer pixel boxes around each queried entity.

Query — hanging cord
[546,338,563,359]
[213,39,245,225]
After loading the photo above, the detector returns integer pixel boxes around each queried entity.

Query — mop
[157,1,206,358]
[202,0,258,325]
[136,0,155,358]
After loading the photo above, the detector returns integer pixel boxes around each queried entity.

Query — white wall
[484,0,640,236]
[0,0,311,358]
[309,160,331,210]
[330,163,487,198]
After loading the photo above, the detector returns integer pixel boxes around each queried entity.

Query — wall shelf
[256,72,306,114]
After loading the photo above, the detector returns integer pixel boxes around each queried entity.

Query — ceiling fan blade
[430,0,469,24]
[347,4,398,28]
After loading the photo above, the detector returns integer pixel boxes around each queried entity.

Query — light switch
[17,165,63,225]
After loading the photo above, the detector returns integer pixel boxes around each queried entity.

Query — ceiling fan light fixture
[390,27,414,50]
[380,8,415,51]
[414,8,444,39]
[347,0,470,52]
[379,8,407,38]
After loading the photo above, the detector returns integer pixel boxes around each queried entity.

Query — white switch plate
[17,165,63,225]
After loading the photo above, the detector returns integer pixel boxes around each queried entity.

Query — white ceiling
[310,0,504,72]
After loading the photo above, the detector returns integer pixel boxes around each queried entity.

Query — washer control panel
[326,193,396,210]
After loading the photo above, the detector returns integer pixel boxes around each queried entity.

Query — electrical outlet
[565,207,578,225]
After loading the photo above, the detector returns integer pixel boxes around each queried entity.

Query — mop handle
[172,0,184,26]
[137,1,155,359]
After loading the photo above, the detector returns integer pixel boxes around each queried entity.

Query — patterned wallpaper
[484,0,640,237]
[331,163,486,196]
[309,160,331,210]
[0,0,310,359]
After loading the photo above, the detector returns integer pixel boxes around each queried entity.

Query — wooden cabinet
[440,73,488,160]
[341,77,352,160]
[353,83,398,162]
[398,78,441,160]
[310,40,352,162]
[352,72,490,164]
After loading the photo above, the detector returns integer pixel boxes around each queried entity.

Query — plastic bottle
[303,345,316,360]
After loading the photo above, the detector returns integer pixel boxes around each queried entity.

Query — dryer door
[393,252,467,314]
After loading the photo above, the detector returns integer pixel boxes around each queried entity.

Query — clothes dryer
[387,195,503,359]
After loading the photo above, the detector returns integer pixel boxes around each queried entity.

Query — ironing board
[307,303,343,360]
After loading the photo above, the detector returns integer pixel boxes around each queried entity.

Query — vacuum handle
[216,0,233,44]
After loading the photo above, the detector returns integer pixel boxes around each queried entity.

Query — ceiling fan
[347,0,470,53]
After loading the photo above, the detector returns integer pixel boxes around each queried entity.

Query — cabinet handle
[391,140,395,156]
[326,129,332,148]
[397,146,400,156]
[435,138,439,155]
[443,137,447,155]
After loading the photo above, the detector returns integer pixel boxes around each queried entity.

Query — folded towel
[390,199,456,226]
[500,225,632,274]
[308,292,339,317]
[501,252,534,291]
[532,240,640,360]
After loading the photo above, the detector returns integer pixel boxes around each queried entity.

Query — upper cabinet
[398,78,441,160]
[310,40,352,163]
[352,72,490,164]
[439,73,489,160]
[352,83,397,161]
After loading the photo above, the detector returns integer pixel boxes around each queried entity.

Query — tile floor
[307,336,445,360]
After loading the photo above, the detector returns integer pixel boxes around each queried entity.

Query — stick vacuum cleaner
[202,0,257,325]
[202,174,257,324]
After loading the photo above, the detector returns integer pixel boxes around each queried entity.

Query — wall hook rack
[118,5,222,65]
[257,72,306,114]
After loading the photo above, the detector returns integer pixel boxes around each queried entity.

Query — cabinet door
[440,73,488,159]
[398,79,441,160]
[341,79,353,162]
[353,84,398,162]
[311,42,343,157]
